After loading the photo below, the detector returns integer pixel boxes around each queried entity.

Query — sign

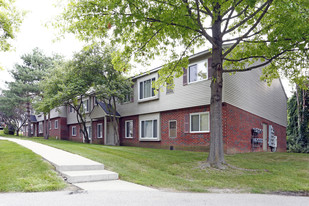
[268,125,277,148]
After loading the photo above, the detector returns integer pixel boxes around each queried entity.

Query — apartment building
[24,49,287,154]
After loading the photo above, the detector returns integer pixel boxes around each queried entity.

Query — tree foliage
[0,0,23,52]
[40,46,132,143]
[56,0,309,168]
[287,85,309,153]
[1,48,58,137]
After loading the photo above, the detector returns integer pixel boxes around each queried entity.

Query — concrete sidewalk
[0,137,156,192]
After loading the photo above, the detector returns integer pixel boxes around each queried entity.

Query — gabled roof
[97,102,121,117]
[30,115,37,122]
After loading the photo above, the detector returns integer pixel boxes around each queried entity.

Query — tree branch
[223,0,272,35]
[223,1,272,57]
[223,48,290,73]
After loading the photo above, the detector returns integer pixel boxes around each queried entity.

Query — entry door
[263,123,267,151]
[106,122,115,145]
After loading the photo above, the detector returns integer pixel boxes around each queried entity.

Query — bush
[3,126,9,135]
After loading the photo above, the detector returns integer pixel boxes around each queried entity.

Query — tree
[56,0,309,168]
[0,89,27,136]
[6,48,56,137]
[0,0,23,52]
[287,84,309,153]
[40,46,132,144]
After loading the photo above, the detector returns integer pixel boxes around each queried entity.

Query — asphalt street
[1,190,308,206]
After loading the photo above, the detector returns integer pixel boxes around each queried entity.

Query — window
[39,122,43,133]
[190,112,210,133]
[69,105,73,113]
[139,78,155,100]
[140,119,158,139]
[55,120,58,129]
[125,120,133,138]
[72,126,76,136]
[169,120,177,138]
[97,124,102,138]
[188,61,208,83]
[83,99,89,112]
[49,121,51,130]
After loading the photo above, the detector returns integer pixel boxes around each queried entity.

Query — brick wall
[91,120,105,144]
[223,103,286,154]
[48,117,68,140]
[120,106,211,151]
[119,104,286,154]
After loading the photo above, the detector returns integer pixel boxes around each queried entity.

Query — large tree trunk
[206,2,225,168]
[26,101,32,137]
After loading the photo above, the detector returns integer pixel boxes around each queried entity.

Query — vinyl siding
[222,67,287,127]
[117,56,212,117]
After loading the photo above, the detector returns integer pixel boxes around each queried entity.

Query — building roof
[98,101,121,117]
[30,115,37,122]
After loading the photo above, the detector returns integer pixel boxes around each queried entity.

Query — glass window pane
[144,80,151,98]
[197,64,207,80]
[145,120,152,137]
[189,65,197,82]
[140,82,143,99]
[153,120,157,138]
[200,113,209,131]
[141,121,145,137]
[191,115,199,131]
[129,122,133,137]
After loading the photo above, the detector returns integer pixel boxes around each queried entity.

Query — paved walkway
[0,137,156,192]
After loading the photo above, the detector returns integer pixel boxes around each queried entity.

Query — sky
[0,0,83,88]
[0,0,294,97]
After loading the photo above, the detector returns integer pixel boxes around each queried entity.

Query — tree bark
[26,101,32,137]
[47,112,50,139]
[206,2,226,169]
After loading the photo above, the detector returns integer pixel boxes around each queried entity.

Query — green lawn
[0,140,66,192]
[18,137,309,194]
[1,132,308,194]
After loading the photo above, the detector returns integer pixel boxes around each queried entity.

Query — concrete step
[56,164,105,172]
[61,170,119,183]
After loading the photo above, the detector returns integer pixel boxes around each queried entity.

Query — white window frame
[188,60,208,84]
[72,126,77,136]
[169,120,177,138]
[55,120,58,129]
[139,78,156,100]
[139,119,159,140]
[31,125,33,135]
[97,123,102,138]
[125,120,133,139]
[190,112,210,133]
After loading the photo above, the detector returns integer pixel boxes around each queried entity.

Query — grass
[1,131,308,194]
[0,139,66,192]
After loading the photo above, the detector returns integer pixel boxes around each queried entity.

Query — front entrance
[263,123,267,151]
[106,122,115,145]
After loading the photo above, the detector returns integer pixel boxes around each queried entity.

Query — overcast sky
[0,0,83,88]
[0,0,294,97]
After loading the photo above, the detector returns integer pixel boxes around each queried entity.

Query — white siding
[222,68,287,127]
